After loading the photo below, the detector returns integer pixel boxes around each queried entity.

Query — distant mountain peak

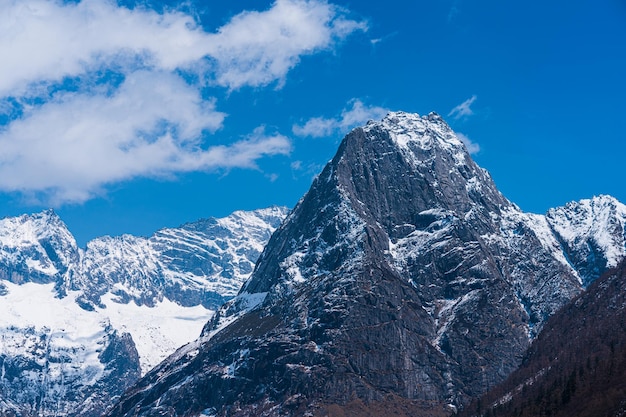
[547,194,626,285]
[0,206,289,417]
[0,207,69,236]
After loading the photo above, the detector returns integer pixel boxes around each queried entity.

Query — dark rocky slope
[105,112,626,417]
[460,259,626,417]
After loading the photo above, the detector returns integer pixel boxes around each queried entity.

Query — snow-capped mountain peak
[547,194,626,285]
[0,209,79,285]
[0,206,289,417]
[365,111,468,167]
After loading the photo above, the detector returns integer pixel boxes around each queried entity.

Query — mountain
[0,207,287,417]
[546,195,626,286]
[0,209,79,287]
[74,207,287,310]
[0,207,288,309]
[460,259,626,417]
[105,112,626,417]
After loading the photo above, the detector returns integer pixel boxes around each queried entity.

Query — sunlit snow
[0,282,212,375]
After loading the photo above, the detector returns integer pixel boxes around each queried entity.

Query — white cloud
[0,0,202,97]
[0,72,290,204]
[0,0,364,204]
[293,99,389,137]
[448,95,477,120]
[203,127,292,170]
[292,116,337,138]
[0,0,366,96]
[204,0,368,89]
[456,132,480,154]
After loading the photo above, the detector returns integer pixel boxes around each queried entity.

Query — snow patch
[0,281,213,375]
[98,292,212,373]
[281,250,307,283]
[365,112,468,168]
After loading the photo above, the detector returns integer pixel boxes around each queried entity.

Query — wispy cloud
[0,0,365,204]
[369,31,398,47]
[293,99,389,137]
[204,0,368,89]
[448,0,461,23]
[0,72,291,204]
[456,132,480,155]
[448,95,477,120]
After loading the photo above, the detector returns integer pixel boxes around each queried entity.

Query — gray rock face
[460,259,626,417]
[107,112,626,416]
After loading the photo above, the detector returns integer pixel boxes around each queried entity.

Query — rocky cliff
[105,112,626,417]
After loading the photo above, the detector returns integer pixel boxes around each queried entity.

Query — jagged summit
[239,111,507,298]
[0,206,289,307]
[366,111,465,155]
[546,194,626,286]
[0,208,79,284]
[105,112,626,417]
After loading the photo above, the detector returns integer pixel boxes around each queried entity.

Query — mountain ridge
[0,206,288,417]
[105,112,626,417]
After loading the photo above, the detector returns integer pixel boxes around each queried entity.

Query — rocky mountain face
[0,207,287,417]
[0,210,80,287]
[460,259,626,417]
[0,207,288,310]
[546,195,626,286]
[0,321,139,417]
[105,112,626,417]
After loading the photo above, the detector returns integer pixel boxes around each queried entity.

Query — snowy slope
[546,195,626,286]
[0,282,139,417]
[0,207,288,417]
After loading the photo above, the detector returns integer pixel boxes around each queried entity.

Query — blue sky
[0,0,625,246]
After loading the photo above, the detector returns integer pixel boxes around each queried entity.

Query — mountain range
[103,112,626,416]
[0,207,287,417]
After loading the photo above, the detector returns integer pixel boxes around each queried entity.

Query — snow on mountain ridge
[0,206,289,308]
[0,209,79,285]
[0,209,70,244]
[546,195,626,286]
[366,111,468,167]
[369,114,624,322]
[0,206,289,417]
